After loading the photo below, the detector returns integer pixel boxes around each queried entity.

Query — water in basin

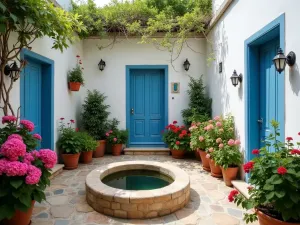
[102,169,173,190]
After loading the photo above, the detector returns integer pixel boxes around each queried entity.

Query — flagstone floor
[31,155,259,225]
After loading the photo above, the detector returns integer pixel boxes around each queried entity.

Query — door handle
[131,108,134,115]
[257,118,263,124]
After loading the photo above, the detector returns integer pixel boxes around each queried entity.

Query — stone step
[124,148,170,155]
[232,180,250,199]
[49,164,64,179]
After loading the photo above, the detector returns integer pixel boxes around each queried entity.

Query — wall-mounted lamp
[272,48,296,73]
[183,59,190,71]
[230,70,242,87]
[4,61,20,81]
[98,59,106,71]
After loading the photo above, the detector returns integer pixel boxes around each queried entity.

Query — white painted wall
[82,38,207,129]
[3,34,83,152]
[207,0,300,156]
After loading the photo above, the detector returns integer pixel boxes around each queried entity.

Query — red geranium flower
[243,161,255,173]
[181,130,187,135]
[179,134,184,139]
[70,119,75,124]
[176,141,180,145]
[277,166,287,175]
[252,149,260,155]
[298,132,300,136]
[173,120,178,124]
[228,189,239,202]
[76,55,80,58]
[290,149,300,155]
[60,117,65,120]
[286,137,293,141]
[75,128,79,132]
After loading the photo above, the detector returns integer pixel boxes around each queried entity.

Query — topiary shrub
[182,76,212,126]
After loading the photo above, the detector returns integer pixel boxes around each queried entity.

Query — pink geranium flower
[20,120,35,132]
[216,122,222,127]
[199,136,204,142]
[106,133,110,137]
[234,140,241,145]
[219,143,224,149]
[113,138,117,142]
[214,116,220,121]
[216,138,222,143]
[1,138,26,161]
[206,154,211,159]
[209,147,214,153]
[228,139,235,146]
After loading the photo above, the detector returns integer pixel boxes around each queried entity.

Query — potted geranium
[229,120,300,225]
[190,121,211,171]
[78,132,98,164]
[68,55,84,91]
[0,116,57,225]
[57,118,81,169]
[163,121,190,159]
[107,129,128,156]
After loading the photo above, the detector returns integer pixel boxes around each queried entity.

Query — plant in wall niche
[68,55,85,91]
[162,121,191,159]
[182,76,212,126]
[230,120,300,225]
[0,0,84,116]
[78,132,98,164]
[57,118,81,170]
[0,116,57,225]
[106,130,129,156]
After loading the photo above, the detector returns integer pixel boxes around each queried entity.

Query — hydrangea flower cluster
[0,136,26,161]
[20,119,35,132]
[33,134,42,140]
[38,149,57,169]
[2,115,17,124]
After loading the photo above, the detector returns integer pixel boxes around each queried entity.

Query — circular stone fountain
[86,161,190,219]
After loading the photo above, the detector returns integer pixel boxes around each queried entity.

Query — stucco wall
[3,34,83,152]
[207,0,300,155]
[82,38,207,129]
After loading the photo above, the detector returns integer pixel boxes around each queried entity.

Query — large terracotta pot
[198,150,211,172]
[209,159,222,178]
[257,210,300,225]
[69,82,81,91]
[1,201,35,225]
[112,144,123,156]
[195,150,201,161]
[221,167,239,187]
[171,149,185,159]
[80,151,93,164]
[62,153,80,170]
[93,140,106,158]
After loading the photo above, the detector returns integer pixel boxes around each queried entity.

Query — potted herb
[162,121,190,159]
[57,118,81,169]
[0,116,57,225]
[107,129,128,156]
[82,90,111,158]
[78,132,98,164]
[190,121,210,171]
[68,55,84,91]
[229,120,300,225]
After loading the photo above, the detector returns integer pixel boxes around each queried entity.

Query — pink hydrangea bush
[20,120,35,132]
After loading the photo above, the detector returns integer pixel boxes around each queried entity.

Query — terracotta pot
[93,140,106,158]
[209,159,223,178]
[69,82,81,91]
[80,151,93,164]
[195,150,201,161]
[62,153,80,170]
[171,149,185,159]
[112,144,123,156]
[198,150,211,172]
[1,200,35,225]
[221,167,239,187]
[257,210,300,225]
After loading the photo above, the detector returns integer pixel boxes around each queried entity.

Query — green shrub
[68,65,84,84]
[77,132,98,152]
[57,120,81,154]
[107,129,129,144]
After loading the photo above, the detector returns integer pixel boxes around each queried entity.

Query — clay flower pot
[171,149,185,159]
[62,153,80,170]
[93,140,106,158]
[257,210,300,225]
[198,149,211,172]
[112,144,123,156]
[221,167,239,187]
[80,151,93,164]
[195,150,201,161]
[209,159,222,178]
[69,82,81,91]
[1,201,35,225]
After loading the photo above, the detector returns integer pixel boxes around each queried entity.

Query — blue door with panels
[258,38,279,150]
[22,59,42,145]
[129,69,165,146]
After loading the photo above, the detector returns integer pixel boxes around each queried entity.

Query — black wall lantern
[4,61,20,80]
[98,59,106,71]
[273,48,296,73]
[230,70,242,87]
[183,59,190,71]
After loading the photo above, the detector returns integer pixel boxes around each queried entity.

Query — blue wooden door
[130,69,165,146]
[259,38,279,150]
[22,59,42,140]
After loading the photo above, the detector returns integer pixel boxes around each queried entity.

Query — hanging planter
[69,82,81,91]
[67,55,84,92]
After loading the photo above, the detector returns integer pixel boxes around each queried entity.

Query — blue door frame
[20,49,55,150]
[245,14,285,165]
[126,65,168,147]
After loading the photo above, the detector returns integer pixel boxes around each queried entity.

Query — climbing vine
[0,0,85,116]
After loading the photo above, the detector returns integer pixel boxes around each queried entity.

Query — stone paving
[31,155,259,225]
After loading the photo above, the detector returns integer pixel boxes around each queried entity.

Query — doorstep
[49,164,64,179]
[232,180,250,199]
[124,147,170,155]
